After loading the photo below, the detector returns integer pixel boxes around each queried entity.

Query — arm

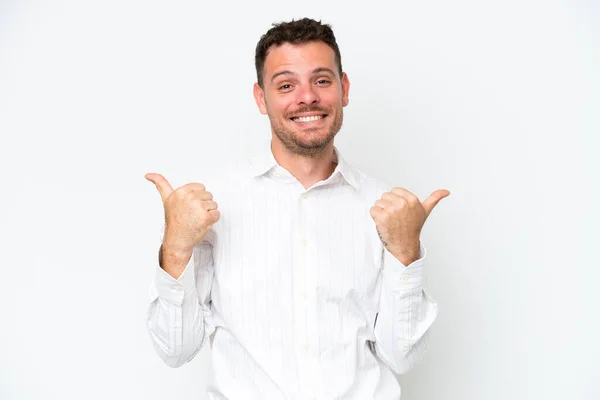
[373,242,439,374]
[146,236,215,368]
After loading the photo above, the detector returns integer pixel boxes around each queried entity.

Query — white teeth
[293,115,323,123]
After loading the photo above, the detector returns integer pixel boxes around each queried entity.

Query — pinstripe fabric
[147,143,438,400]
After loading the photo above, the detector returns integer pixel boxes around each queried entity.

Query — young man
[145,18,449,400]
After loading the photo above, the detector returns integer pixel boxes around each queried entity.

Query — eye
[278,84,293,91]
[316,79,331,85]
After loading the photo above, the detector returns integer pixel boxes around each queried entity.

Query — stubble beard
[268,106,344,158]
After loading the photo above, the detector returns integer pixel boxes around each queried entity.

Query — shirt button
[174,284,184,291]
[302,193,309,199]
[301,239,308,247]
[403,275,410,281]
[302,344,309,352]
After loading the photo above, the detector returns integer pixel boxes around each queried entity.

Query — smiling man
[145,17,449,400]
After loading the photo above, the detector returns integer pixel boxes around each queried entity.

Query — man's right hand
[145,173,220,278]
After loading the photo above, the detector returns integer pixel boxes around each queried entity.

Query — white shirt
[147,143,438,400]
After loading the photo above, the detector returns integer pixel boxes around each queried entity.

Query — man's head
[253,18,350,157]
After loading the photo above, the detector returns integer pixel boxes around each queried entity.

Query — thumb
[145,173,174,203]
[422,189,450,220]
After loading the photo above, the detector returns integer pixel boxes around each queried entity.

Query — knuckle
[177,186,192,197]
[183,182,206,192]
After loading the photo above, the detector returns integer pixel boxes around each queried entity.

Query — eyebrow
[270,67,336,83]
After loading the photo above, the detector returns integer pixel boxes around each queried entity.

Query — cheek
[267,98,293,117]
[322,92,343,109]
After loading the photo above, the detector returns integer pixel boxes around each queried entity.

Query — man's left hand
[370,188,450,265]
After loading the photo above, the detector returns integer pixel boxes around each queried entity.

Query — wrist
[387,241,420,266]
[159,242,193,279]
[162,234,194,258]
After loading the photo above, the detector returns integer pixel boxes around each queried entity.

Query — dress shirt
[147,142,438,400]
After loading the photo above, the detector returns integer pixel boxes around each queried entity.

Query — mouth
[289,114,328,125]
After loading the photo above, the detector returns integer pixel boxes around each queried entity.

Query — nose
[295,83,320,106]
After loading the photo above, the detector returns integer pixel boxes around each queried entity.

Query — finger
[191,190,213,201]
[201,200,219,211]
[369,205,383,220]
[390,187,420,203]
[182,182,206,192]
[381,192,409,208]
[198,191,213,201]
[422,189,451,219]
[145,173,175,203]
[375,199,393,210]
[381,192,402,202]
[208,209,221,223]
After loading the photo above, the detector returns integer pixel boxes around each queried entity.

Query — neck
[271,137,337,190]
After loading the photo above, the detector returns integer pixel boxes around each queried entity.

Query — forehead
[264,41,336,77]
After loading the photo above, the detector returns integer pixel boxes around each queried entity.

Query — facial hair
[267,104,344,158]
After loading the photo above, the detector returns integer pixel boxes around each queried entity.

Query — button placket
[295,189,318,396]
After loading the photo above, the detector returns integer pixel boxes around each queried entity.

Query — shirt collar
[248,141,359,190]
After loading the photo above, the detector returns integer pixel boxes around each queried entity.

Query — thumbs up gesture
[145,172,220,258]
[370,187,450,266]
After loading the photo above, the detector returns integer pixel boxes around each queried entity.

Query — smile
[290,115,326,123]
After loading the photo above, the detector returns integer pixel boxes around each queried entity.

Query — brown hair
[255,18,343,88]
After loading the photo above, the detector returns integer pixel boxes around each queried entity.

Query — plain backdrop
[1,0,599,399]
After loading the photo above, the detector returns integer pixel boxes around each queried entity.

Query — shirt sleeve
[373,241,439,374]
[146,235,215,368]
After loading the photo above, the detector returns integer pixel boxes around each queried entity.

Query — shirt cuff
[382,241,427,293]
[150,251,196,304]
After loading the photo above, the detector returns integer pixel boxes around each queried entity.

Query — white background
[1,0,599,399]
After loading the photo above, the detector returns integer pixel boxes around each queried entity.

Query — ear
[341,72,350,107]
[253,82,268,115]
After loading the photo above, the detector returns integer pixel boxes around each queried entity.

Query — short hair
[254,18,343,88]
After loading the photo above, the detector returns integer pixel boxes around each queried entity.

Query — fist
[145,172,220,253]
[370,187,450,265]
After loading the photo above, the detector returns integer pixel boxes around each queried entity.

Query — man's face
[253,41,350,157]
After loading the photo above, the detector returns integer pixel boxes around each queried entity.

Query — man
[145,17,449,400]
